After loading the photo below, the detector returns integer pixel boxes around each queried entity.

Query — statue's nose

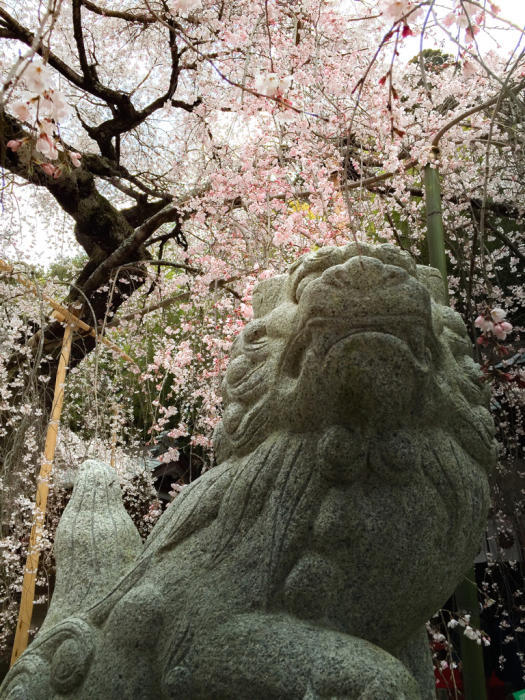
[322,255,408,291]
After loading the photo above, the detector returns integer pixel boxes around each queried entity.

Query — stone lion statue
[1,244,495,699]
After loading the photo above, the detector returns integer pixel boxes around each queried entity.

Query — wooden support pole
[455,567,487,700]
[10,322,74,667]
[2,259,138,665]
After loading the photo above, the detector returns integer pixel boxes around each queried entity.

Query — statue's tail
[40,459,142,633]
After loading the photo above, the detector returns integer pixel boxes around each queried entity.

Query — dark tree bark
[0,3,201,414]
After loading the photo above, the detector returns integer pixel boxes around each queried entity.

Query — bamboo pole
[2,259,138,665]
[423,150,487,699]
[10,321,73,667]
[423,148,449,298]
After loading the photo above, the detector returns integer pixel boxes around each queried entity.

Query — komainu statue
[1,244,496,699]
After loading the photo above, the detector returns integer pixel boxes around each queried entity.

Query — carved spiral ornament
[3,619,94,699]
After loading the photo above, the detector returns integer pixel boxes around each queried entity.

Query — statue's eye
[244,322,267,345]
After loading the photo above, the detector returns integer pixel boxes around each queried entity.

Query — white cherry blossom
[11,101,31,122]
[254,73,292,97]
[169,0,202,14]
[379,0,423,22]
[23,62,52,94]
[490,308,507,322]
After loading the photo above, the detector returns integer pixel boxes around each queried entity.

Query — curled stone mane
[0,244,495,700]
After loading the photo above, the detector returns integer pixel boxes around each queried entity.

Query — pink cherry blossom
[465,25,480,41]
[36,133,58,160]
[168,482,185,499]
[11,101,31,121]
[474,315,494,334]
[40,162,59,177]
[49,91,71,121]
[493,321,512,340]
[69,152,82,168]
[475,309,512,340]
[462,60,477,78]
[6,139,22,152]
[239,303,253,320]
[41,90,71,122]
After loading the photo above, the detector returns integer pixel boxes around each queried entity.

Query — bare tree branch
[80,0,156,24]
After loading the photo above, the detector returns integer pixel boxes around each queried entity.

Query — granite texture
[1,244,496,699]
[40,459,143,633]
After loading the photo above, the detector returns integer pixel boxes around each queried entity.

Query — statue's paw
[303,679,418,700]
[310,647,421,700]
[358,679,417,700]
[186,613,421,699]
[0,618,94,700]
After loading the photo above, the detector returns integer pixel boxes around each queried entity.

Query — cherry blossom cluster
[475,308,513,342]
[379,0,423,23]
[6,61,81,177]
[448,614,491,646]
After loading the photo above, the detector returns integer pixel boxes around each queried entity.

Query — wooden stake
[455,568,488,700]
[10,322,74,667]
[2,259,138,665]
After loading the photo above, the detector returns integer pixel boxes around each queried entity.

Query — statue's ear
[41,460,142,633]
[252,275,287,318]
[416,265,447,306]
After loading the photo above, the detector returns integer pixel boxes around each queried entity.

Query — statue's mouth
[281,316,431,378]
[227,362,267,400]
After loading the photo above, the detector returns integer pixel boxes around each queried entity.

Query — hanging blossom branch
[341,78,525,196]
[143,0,329,122]
[431,79,525,148]
[80,0,156,24]
[0,0,64,108]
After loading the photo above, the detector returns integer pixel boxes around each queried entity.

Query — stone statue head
[216,242,494,470]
